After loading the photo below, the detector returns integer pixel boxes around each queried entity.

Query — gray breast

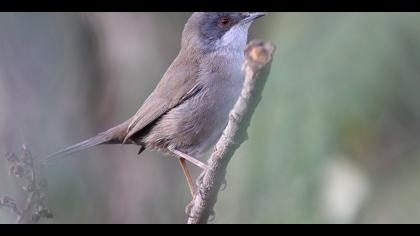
[142,52,244,158]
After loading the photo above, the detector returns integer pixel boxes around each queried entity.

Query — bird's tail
[45,120,131,163]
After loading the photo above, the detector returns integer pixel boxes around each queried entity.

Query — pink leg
[178,158,195,197]
[168,147,208,170]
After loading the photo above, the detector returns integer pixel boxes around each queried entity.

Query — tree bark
[187,40,276,224]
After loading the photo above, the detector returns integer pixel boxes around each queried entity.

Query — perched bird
[47,12,265,196]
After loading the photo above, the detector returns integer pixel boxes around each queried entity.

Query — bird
[46,12,266,196]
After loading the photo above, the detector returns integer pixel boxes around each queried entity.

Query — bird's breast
[143,50,245,157]
[191,53,244,154]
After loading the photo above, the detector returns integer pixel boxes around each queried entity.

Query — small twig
[0,196,22,216]
[0,145,53,224]
[186,40,276,224]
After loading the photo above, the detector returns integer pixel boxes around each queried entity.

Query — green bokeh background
[1,12,420,223]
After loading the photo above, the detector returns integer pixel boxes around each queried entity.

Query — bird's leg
[168,147,208,170]
[178,158,195,197]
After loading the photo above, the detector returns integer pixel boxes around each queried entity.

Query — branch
[187,40,276,224]
[0,145,53,224]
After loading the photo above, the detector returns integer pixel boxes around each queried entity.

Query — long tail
[45,120,131,163]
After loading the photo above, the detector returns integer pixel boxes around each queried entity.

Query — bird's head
[182,12,266,53]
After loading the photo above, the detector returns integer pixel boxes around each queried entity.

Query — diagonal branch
[187,40,276,224]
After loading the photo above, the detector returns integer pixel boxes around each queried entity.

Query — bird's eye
[217,16,231,28]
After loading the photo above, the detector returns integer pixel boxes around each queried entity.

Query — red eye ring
[217,16,231,28]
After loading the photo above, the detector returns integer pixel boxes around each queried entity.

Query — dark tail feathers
[45,120,131,163]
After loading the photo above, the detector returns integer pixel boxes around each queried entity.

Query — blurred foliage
[1,12,420,224]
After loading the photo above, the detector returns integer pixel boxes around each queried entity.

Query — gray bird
[47,12,265,196]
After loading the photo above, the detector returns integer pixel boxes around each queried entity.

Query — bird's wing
[123,53,202,144]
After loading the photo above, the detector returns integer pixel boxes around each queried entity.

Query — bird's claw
[185,200,194,217]
[196,171,206,187]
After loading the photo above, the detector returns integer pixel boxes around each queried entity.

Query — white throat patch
[215,23,251,50]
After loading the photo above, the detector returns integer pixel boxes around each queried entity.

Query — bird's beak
[242,12,266,23]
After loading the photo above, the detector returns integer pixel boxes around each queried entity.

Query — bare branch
[187,40,276,224]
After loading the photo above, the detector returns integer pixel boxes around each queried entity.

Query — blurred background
[1,12,420,224]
